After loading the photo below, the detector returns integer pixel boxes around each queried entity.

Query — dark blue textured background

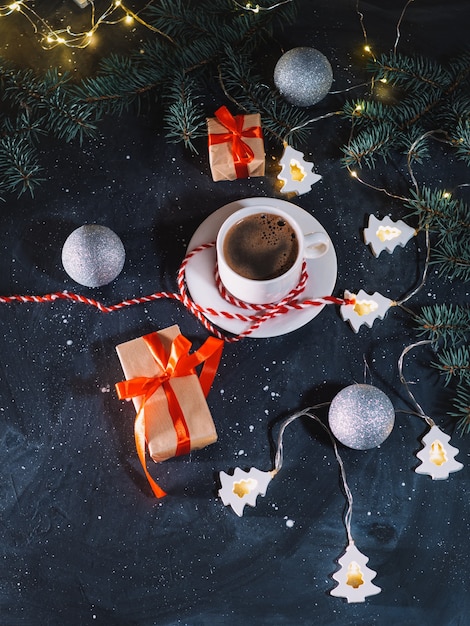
[0,1,468,624]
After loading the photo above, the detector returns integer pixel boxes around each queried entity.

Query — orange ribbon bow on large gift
[116,332,223,498]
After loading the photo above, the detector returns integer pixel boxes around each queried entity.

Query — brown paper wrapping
[115,325,217,463]
[207,112,265,182]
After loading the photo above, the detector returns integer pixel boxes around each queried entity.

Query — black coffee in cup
[223,212,299,280]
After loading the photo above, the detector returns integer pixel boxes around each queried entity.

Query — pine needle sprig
[347,52,470,168]
[42,90,99,143]
[145,0,204,41]
[445,50,470,99]
[74,54,167,116]
[405,187,470,281]
[369,52,451,92]
[435,90,470,127]
[413,304,470,348]
[432,345,470,386]
[163,71,206,152]
[436,198,470,240]
[341,121,397,168]
[431,236,470,282]
[175,35,229,73]
[450,383,470,435]
[414,304,470,434]
[392,89,445,130]
[341,99,390,127]
[405,186,469,231]
[2,67,99,143]
[2,66,70,110]
[0,111,45,195]
[1,111,46,144]
[401,124,430,163]
[451,119,470,165]
[0,135,43,197]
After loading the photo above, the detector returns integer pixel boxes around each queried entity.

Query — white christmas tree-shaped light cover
[340,289,393,332]
[330,541,381,603]
[218,467,275,517]
[415,424,463,480]
[277,144,322,195]
[399,340,464,480]
[363,214,417,257]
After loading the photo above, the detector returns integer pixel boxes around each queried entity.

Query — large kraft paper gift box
[207,105,265,181]
[115,325,223,497]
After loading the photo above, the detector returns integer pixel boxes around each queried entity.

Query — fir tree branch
[450,383,470,435]
[163,72,206,152]
[433,345,470,386]
[413,304,470,434]
[431,237,470,282]
[369,52,450,91]
[451,119,470,166]
[1,111,45,144]
[341,122,397,168]
[405,186,470,234]
[413,304,470,348]
[2,66,98,143]
[0,135,43,197]
[345,52,470,169]
[73,49,175,117]
[341,100,389,126]
[406,185,470,283]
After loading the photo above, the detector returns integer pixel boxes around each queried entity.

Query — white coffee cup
[216,206,330,304]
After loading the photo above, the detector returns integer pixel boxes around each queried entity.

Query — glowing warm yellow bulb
[9,2,21,10]
[350,170,358,178]
[86,31,93,38]
[114,0,122,6]
[353,299,379,316]
[346,561,365,589]
[442,192,451,199]
[57,36,66,44]
[354,104,363,113]
[364,45,371,53]
[379,77,387,83]
[125,14,133,24]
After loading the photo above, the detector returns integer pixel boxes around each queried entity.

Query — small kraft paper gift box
[207,105,265,181]
[115,325,223,498]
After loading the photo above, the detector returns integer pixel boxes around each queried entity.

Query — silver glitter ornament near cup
[216,206,330,305]
[328,384,395,450]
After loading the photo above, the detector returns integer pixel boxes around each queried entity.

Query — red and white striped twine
[0,242,353,342]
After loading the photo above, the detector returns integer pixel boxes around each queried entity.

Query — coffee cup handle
[303,232,330,259]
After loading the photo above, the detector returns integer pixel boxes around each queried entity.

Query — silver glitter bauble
[328,384,395,450]
[61,225,125,287]
[274,47,333,107]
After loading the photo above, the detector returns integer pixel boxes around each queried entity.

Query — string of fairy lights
[0,0,294,50]
[0,0,161,49]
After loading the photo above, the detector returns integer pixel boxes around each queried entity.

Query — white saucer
[185,198,337,338]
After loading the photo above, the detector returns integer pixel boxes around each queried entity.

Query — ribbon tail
[178,336,224,397]
[134,406,167,499]
[198,338,224,397]
[163,380,191,457]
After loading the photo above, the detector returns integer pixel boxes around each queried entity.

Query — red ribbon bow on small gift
[116,332,223,498]
[208,105,263,179]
